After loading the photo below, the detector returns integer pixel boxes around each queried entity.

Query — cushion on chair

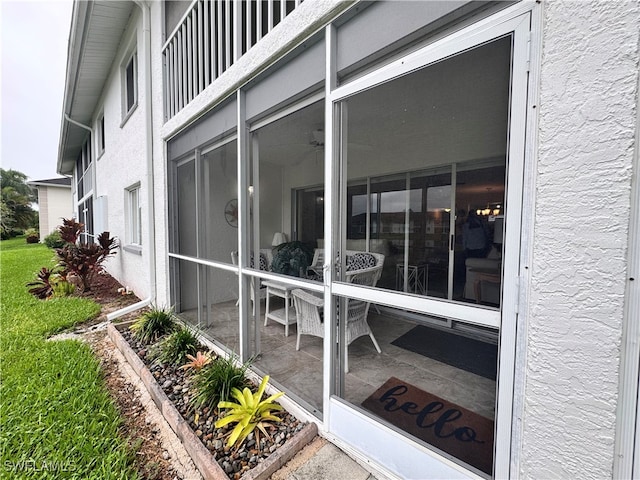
[346,253,376,271]
[249,252,269,271]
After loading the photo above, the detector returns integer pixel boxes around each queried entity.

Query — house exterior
[57,1,640,479]
[27,177,73,242]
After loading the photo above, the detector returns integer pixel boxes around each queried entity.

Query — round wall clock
[224,198,238,227]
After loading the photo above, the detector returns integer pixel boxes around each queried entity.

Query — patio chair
[231,250,272,314]
[292,259,383,372]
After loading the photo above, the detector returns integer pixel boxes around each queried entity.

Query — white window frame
[97,113,105,158]
[121,50,138,125]
[125,183,142,254]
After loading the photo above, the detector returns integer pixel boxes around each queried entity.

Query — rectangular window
[123,52,137,119]
[126,185,142,246]
[97,114,105,156]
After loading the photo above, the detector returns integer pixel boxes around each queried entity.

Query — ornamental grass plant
[190,354,252,413]
[150,326,199,366]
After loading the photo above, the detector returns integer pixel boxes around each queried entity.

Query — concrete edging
[107,321,318,480]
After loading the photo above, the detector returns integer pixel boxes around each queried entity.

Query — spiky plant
[26,267,57,299]
[180,352,212,372]
[130,306,176,344]
[190,355,251,412]
[150,326,199,366]
[215,375,284,448]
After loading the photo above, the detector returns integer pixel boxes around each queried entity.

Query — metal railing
[163,0,302,120]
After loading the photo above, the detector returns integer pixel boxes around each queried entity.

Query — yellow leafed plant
[215,375,284,448]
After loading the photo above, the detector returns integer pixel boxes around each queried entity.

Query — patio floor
[179,298,497,421]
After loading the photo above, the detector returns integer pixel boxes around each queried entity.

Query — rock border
[107,321,318,480]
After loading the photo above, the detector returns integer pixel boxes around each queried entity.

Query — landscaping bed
[108,320,317,480]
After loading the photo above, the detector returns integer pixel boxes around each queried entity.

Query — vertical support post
[186,15,193,103]
[237,89,250,361]
[203,0,210,86]
[323,23,337,425]
[195,149,203,327]
[233,0,241,61]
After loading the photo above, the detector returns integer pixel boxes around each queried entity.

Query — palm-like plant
[215,375,284,449]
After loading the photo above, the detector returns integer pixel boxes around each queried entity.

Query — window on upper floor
[75,134,92,200]
[122,51,138,122]
[97,114,105,157]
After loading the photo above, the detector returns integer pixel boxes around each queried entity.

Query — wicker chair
[292,258,383,372]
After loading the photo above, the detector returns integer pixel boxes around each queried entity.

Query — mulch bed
[120,324,306,479]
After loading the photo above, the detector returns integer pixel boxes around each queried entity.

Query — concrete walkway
[271,436,381,480]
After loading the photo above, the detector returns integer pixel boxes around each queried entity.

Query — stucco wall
[521,1,639,478]
[93,8,148,299]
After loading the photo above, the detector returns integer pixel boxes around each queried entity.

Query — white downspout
[108,0,156,321]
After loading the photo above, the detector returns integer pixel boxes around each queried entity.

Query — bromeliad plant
[215,375,285,449]
[180,351,212,372]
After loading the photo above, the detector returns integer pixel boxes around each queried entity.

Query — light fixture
[477,202,501,217]
[272,232,287,247]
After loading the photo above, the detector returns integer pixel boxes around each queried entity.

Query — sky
[1,0,73,182]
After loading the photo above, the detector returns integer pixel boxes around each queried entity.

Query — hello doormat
[362,377,494,475]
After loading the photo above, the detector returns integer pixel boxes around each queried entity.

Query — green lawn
[0,238,138,479]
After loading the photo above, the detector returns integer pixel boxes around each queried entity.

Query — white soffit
[58,1,134,175]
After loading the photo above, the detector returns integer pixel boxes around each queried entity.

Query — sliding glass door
[327,12,531,475]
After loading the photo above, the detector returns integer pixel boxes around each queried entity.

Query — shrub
[215,375,284,448]
[52,280,75,297]
[44,230,65,249]
[130,306,176,344]
[150,326,199,366]
[25,228,39,243]
[26,267,57,299]
[55,221,118,292]
[191,355,251,412]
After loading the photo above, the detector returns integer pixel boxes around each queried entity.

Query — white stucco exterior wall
[520,1,639,478]
[93,8,149,299]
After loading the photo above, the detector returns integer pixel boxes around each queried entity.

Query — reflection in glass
[341,36,511,309]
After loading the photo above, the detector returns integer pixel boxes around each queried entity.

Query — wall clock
[224,198,238,227]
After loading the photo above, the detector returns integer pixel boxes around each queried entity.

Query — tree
[0,168,38,238]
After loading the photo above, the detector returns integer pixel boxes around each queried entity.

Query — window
[97,114,105,156]
[122,51,137,120]
[126,184,142,248]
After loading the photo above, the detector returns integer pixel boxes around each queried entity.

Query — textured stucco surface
[94,9,148,298]
[521,1,639,478]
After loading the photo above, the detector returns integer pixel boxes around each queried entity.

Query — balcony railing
[163,0,303,120]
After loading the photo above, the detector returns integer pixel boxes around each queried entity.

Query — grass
[0,237,139,479]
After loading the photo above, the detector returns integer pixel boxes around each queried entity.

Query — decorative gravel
[121,329,307,479]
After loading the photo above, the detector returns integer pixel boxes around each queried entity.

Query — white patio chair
[292,257,383,372]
